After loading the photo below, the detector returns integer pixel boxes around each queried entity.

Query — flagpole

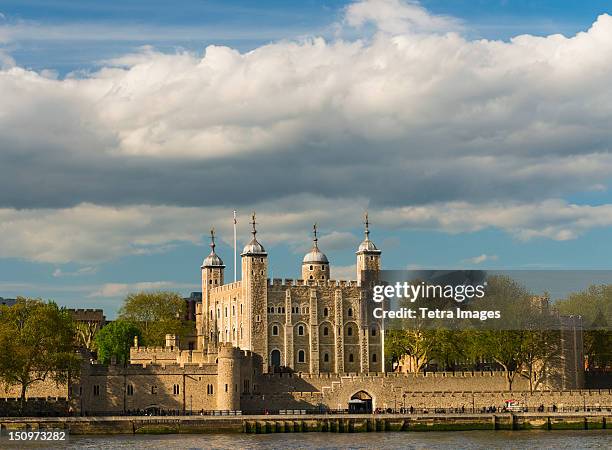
[233,210,237,282]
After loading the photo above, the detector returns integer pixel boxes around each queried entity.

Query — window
[173,384,180,395]
[225,384,228,392]
[243,380,250,394]
[277,306,283,314]
[297,324,305,336]
[324,353,329,362]
[127,384,134,396]
[310,265,313,270]
[225,307,228,317]
[323,307,328,317]
[321,275,325,280]
[321,265,325,270]
[151,385,157,395]
[272,325,279,336]
[347,326,353,336]
[93,385,100,396]
[372,353,377,363]
[349,353,354,363]
[323,326,329,336]
[371,327,377,337]
[348,308,353,317]
[298,350,305,363]
[309,275,313,280]
[256,314,261,322]
[207,384,214,395]
[232,305,235,316]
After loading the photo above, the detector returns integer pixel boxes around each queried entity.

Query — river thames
[4,430,610,449]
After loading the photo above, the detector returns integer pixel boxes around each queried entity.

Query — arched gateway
[348,390,373,414]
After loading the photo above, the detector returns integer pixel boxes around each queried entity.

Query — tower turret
[240,213,268,366]
[302,224,330,281]
[200,229,225,349]
[356,213,381,286]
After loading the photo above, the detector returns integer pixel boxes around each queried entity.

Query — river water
[5,430,611,449]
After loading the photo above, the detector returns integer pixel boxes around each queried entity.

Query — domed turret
[356,213,381,285]
[356,213,381,255]
[202,228,225,268]
[241,212,267,256]
[302,224,330,281]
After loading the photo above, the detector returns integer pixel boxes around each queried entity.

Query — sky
[1,0,612,317]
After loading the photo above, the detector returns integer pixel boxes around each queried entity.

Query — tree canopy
[118,291,189,346]
[0,297,81,409]
[95,320,141,365]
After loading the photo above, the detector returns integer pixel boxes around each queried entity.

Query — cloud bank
[1,0,612,263]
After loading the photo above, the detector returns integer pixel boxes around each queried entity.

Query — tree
[385,329,437,372]
[75,321,98,353]
[95,320,141,365]
[556,285,612,370]
[118,291,189,346]
[0,298,81,411]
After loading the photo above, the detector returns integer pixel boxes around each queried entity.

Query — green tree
[94,320,141,365]
[556,285,612,369]
[118,291,189,346]
[0,298,81,411]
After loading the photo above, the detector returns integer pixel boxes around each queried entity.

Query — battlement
[260,370,520,382]
[268,278,357,288]
[212,280,242,293]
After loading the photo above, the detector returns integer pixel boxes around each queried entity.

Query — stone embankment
[1,412,610,435]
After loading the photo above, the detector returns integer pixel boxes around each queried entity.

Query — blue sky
[1,1,612,317]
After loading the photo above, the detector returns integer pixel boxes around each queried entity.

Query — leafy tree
[94,320,141,365]
[556,285,612,369]
[75,321,98,353]
[0,298,81,411]
[118,291,189,346]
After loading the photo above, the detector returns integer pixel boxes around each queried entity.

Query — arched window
[348,307,353,317]
[309,275,313,280]
[298,350,305,363]
[321,275,325,279]
[297,324,305,336]
[347,326,353,336]
[323,326,329,336]
[371,327,377,337]
[349,353,354,363]
[324,353,329,362]
[272,325,279,336]
[323,307,329,317]
[372,353,377,363]
[309,265,313,270]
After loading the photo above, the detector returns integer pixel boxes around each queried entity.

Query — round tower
[356,213,381,286]
[302,224,330,281]
[216,343,241,411]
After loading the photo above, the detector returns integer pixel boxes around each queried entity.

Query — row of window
[290,351,377,364]
[94,383,221,397]
[211,303,243,319]
[270,324,378,337]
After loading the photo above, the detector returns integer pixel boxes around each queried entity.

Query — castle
[191,213,384,375]
[0,214,592,416]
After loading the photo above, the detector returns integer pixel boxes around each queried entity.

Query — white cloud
[331,264,357,280]
[0,3,612,265]
[89,281,189,298]
[1,198,612,264]
[463,254,498,265]
[53,266,97,277]
[345,0,461,34]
